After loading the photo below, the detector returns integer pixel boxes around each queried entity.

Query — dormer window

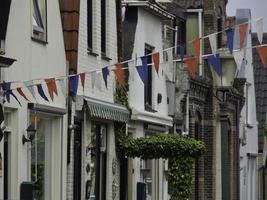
[32,0,47,43]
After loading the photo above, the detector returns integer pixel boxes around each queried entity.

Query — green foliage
[117,133,206,200]
[118,134,206,159]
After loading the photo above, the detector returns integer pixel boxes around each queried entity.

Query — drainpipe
[187,9,203,76]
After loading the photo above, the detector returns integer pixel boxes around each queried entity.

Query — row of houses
[0,0,266,200]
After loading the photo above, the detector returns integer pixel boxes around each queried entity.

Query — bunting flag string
[45,78,58,101]
[136,56,148,87]
[152,52,160,74]
[114,64,125,88]
[1,18,267,106]
[208,54,221,76]
[239,23,248,49]
[184,57,197,79]
[255,18,263,44]
[37,84,49,102]
[256,45,267,67]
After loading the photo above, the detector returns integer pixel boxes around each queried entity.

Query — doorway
[73,122,82,200]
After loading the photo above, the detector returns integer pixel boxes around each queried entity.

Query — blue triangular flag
[226,29,234,54]
[2,82,21,106]
[102,66,109,88]
[136,56,148,87]
[37,84,49,102]
[179,44,186,61]
[208,54,221,76]
[69,75,79,100]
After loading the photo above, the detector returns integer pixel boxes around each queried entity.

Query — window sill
[87,49,99,57]
[101,53,112,61]
[31,37,48,45]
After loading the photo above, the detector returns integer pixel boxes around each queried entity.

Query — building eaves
[173,0,203,9]
[122,1,175,20]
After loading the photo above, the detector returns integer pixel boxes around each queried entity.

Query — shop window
[89,123,107,200]
[31,115,52,199]
[32,0,47,42]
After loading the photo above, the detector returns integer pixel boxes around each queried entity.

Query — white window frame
[31,0,47,42]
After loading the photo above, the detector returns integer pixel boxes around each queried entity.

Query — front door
[73,122,82,200]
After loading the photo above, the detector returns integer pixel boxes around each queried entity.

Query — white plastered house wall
[125,4,173,200]
[66,0,120,199]
[0,0,67,199]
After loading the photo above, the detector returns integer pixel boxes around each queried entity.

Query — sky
[227,0,267,31]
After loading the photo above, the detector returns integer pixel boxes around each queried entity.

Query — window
[89,123,107,200]
[217,18,222,48]
[101,0,106,54]
[32,0,47,42]
[31,115,52,200]
[144,44,154,111]
[87,0,93,50]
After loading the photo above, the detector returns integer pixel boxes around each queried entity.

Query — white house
[60,0,130,199]
[122,1,175,199]
[237,9,259,200]
[0,0,67,200]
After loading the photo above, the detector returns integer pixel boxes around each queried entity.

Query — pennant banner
[152,52,160,74]
[57,78,66,97]
[45,78,58,101]
[102,66,109,88]
[208,54,221,76]
[179,44,186,61]
[25,80,36,100]
[208,34,217,55]
[226,29,234,54]
[255,18,263,44]
[233,49,245,71]
[114,64,125,88]
[239,23,248,49]
[185,57,197,79]
[37,84,49,102]
[192,37,201,59]
[2,82,21,105]
[136,56,148,87]
[69,75,79,99]
[256,45,267,68]
[128,60,135,82]
[80,73,85,89]
[17,87,30,101]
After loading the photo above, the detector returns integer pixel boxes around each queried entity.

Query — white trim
[131,108,173,127]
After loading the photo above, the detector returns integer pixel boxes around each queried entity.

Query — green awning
[85,98,130,123]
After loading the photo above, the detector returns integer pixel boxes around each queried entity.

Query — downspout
[187,9,203,76]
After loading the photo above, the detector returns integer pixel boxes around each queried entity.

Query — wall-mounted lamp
[22,124,36,145]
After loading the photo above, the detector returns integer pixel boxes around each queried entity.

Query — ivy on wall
[117,133,206,200]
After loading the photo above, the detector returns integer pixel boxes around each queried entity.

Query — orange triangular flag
[45,78,58,101]
[185,57,197,79]
[80,73,85,88]
[17,87,30,101]
[256,45,267,68]
[114,64,125,88]
[152,52,160,74]
[192,37,201,59]
[239,23,248,49]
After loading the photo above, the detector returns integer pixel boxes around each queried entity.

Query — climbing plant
[117,133,206,200]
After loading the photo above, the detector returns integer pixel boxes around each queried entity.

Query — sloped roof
[173,0,203,9]
[252,33,267,153]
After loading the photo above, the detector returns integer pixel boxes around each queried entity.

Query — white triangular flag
[162,63,173,81]
[91,71,96,89]
[95,72,102,91]
[128,60,135,82]
[24,80,36,100]
[163,48,173,64]
[255,18,263,44]
[208,33,217,55]
[233,49,245,72]
[57,78,66,97]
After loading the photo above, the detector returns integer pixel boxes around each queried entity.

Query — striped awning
[85,97,130,123]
